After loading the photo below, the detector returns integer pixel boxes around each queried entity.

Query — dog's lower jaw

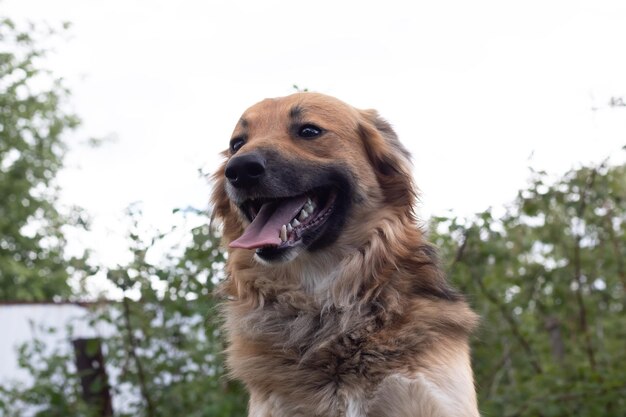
[253,245,304,265]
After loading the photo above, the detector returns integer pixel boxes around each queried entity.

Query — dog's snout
[225,153,266,188]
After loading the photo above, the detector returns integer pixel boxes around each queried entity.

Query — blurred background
[0,1,625,416]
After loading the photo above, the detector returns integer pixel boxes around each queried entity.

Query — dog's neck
[222,210,449,315]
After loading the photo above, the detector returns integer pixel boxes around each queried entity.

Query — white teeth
[281,200,316,238]
[305,198,316,214]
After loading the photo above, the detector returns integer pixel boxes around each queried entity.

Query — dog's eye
[230,136,246,153]
[298,124,323,139]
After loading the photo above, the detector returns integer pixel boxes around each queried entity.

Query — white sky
[4,0,626,281]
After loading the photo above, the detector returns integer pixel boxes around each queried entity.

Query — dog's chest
[231,305,404,416]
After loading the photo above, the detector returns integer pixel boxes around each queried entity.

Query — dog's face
[213,93,414,264]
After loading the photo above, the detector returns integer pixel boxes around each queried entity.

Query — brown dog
[211,93,479,417]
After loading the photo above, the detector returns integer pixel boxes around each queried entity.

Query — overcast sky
[4,0,626,284]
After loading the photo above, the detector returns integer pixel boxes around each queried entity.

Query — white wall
[0,303,110,384]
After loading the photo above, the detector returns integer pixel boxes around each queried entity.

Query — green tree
[0,18,91,301]
[0,326,97,417]
[0,206,248,416]
[101,206,247,417]
[432,160,626,416]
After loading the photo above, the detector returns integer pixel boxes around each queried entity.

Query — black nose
[224,152,266,188]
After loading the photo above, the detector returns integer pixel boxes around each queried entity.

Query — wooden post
[72,338,113,417]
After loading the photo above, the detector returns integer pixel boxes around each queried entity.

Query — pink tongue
[229,195,307,250]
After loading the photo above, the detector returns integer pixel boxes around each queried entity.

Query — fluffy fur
[211,93,479,417]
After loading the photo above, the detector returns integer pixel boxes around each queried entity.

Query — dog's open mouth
[229,187,337,251]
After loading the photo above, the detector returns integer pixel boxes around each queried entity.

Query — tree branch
[604,205,626,291]
[121,296,156,417]
[483,342,515,397]
[573,169,597,371]
[473,272,543,374]
[450,228,543,374]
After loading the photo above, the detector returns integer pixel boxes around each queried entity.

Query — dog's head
[212,93,415,264]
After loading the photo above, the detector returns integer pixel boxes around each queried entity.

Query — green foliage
[97,206,247,417]
[432,161,626,416]
[0,326,98,417]
[0,206,247,416]
[0,18,92,301]
[292,84,309,92]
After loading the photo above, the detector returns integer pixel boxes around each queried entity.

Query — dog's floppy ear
[358,109,417,211]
